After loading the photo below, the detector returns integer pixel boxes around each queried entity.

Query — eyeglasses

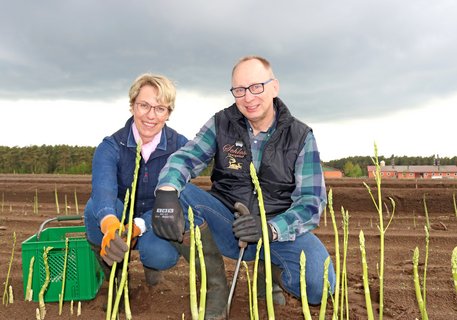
[134,102,169,115]
[230,79,274,98]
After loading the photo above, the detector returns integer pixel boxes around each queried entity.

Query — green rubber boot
[143,265,162,286]
[257,261,286,305]
[173,222,229,320]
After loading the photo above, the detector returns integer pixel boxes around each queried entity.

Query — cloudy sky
[1,1,456,161]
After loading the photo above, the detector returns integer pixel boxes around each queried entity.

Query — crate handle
[36,215,84,241]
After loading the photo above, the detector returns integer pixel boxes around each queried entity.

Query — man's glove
[233,213,273,243]
[100,215,129,266]
[152,189,184,242]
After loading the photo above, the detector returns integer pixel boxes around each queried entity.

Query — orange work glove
[100,215,128,266]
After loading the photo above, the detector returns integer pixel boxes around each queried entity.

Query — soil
[0,174,457,320]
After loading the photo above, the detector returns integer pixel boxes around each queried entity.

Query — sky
[1,1,456,161]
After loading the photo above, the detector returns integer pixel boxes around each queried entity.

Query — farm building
[367,164,457,179]
[323,166,343,179]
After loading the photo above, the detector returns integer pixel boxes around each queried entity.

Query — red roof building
[323,166,343,179]
[367,165,457,179]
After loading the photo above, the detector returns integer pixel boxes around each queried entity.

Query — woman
[84,73,188,285]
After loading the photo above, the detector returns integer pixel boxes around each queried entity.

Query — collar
[129,122,166,162]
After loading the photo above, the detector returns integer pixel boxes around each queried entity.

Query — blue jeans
[84,198,180,270]
[179,184,336,304]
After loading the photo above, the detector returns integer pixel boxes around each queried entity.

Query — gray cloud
[1,0,456,122]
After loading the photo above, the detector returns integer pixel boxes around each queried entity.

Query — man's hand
[100,215,128,266]
[152,189,184,242]
[232,213,273,243]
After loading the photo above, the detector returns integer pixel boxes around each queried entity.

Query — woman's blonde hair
[129,73,176,112]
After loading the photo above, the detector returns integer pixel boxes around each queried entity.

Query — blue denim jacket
[90,117,188,223]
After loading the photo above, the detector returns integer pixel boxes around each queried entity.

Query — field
[0,174,456,319]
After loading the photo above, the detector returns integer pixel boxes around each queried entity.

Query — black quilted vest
[209,98,310,217]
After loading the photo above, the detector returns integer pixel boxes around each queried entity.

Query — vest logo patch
[223,142,247,170]
[226,156,242,169]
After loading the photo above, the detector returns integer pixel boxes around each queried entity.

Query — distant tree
[343,161,363,177]
[343,161,354,176]
[326,156,375,176]
[2,145,454,175]
[352,164,363,176]
[0,145,95,174]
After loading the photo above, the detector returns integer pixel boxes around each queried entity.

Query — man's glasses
[230,79,274,98]
[134,102,169,115]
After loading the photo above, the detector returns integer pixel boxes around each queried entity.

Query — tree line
[1,145,456,177]
[0,145,94,174]
[326,155,457,177]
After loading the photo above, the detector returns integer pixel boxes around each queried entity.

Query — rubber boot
[173,222,229,320]
[143,265,162,286]
[257,261,286,305]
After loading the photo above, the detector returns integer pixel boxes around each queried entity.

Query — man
[152,56,335,319]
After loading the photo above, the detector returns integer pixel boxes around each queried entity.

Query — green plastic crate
[22,225,104,302]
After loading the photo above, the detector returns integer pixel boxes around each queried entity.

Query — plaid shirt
[157,116,327,241]
[246,118,274,171]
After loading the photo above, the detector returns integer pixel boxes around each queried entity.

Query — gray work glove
[232,202,273,243]
[102,233,128,266]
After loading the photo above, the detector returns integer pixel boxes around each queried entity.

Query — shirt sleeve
[157,117,217,194]
[91,136,121,223]
[268,131,327,241]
